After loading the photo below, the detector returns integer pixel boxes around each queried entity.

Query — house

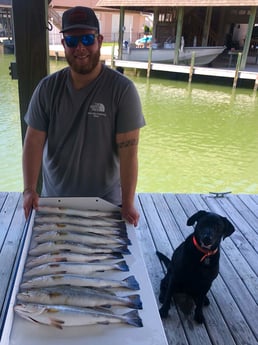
[49,0,151,44]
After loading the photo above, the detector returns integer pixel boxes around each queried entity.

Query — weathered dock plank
[0,193,26,335]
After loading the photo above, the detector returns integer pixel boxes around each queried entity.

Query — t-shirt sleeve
[115,80,146,133]
[24,79,50,132]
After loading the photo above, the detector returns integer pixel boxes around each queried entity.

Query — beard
[65,49,100,75]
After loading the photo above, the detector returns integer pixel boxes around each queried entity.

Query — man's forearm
[117,129,139,207]
[22,126,46,193]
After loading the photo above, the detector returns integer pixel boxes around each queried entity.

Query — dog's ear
[222,217,235,239]
[187,210,208,226]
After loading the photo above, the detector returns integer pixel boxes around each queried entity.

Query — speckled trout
[33,230,131,246]
[35,214,125,228]
[25,252,123,269]
[37,206,121,220]
[14,303,143,329]
[28,241,130,256]
[17,286,142,309]
[33,223,126,237]
[23,261,129,278]
[20,274,140,290]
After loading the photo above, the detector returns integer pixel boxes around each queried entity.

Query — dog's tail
[156,251,170,269]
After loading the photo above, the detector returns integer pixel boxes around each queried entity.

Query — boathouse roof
[0,0,11,6]
[97,0,258,7]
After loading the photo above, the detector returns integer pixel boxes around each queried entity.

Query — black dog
[157,210,235,323]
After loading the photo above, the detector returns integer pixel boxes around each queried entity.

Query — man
[22,6,145,226]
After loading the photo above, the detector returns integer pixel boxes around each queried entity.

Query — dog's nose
[202,235,212,246]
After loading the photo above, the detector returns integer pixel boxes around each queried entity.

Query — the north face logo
[90,103,105,112]
[89,103,106,118]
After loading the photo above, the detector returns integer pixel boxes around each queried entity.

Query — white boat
[122,46,226,66]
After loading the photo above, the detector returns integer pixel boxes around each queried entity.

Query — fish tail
[118,223,127,231]
[123,276,140,290]
[111,253,123,259]
[126,294,143,309]
[116,260,129,272]
[119,237,131,245]
[123,310,143,327]
[117,228,128,237]
[118,245,131,255]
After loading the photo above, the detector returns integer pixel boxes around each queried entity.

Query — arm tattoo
[117,138,139,149]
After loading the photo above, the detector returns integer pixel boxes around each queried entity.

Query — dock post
[253,74,258,92]
[232,52,242,89]
[147,46,153,78]
[111,44,115,69]
[188,52,195,84]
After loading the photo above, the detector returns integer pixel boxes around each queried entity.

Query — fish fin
[57,230,68,235]
[123,276,140,290]
[117,245,131,255]
[49,263,62,268]
[97,321,110,325]
[54,257,67,262]
[123,310,143,328]
[46,307,60,313]
[116,260,129,272]
[56,223,66,228]
[52,275,65,280]
[49,291,62,298]
[123,238,132,245]
[127,294,143,309]
[50,318,64,330]
[100,304,112,308]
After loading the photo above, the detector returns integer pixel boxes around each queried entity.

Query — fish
[37,206,122,220]
[25,252,123,269]
[14,303,143,329]
[17,286,142,310]
[20,274,140,290]
[33,230,131,246]
[34,214,125,229]
[28,241,130,256]
[23,261,129,278]
[33,223,126,237]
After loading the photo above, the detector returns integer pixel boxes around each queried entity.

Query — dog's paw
[194,310,205,324]
[204,296,210,306]
[159,306,169,319]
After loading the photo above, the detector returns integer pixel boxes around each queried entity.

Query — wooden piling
[111,44,115,69]
[233,52,242,89]
[188,52,195,84]
[253,74,258,91]
[147,46,153,78]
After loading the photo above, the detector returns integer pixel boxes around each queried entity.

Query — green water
[1,53,258,194]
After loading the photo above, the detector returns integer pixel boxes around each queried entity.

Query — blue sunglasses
[64,34,98,48]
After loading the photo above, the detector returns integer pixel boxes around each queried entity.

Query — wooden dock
[48,45,258,88]
[1,192,258,344]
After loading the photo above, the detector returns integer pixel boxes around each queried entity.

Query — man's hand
[121,204,140,227]
[23,189,39,219]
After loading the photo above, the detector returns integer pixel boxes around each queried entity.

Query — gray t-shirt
[25,65,145,205]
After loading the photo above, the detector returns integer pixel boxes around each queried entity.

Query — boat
[122,46,226,66]
[1,39,15,54]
